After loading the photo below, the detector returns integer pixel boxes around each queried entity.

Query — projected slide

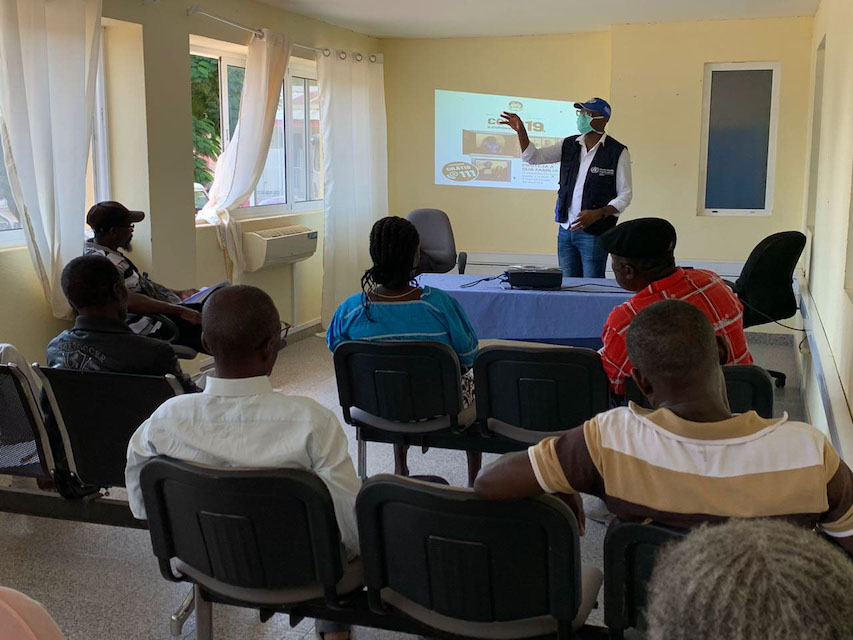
[435,89,578,191]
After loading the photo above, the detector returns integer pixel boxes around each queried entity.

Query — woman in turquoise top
[327,216,480,485]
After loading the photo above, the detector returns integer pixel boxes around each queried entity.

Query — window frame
[697,61,781,218]
[0,226,25,250]
[189,44,323,222]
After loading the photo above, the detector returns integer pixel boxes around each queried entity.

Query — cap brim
[575,101,610,116]
[128,210,145,223]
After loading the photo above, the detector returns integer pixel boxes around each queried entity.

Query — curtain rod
[187,5,330,55]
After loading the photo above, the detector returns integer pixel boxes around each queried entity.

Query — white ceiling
[260,0,818,39]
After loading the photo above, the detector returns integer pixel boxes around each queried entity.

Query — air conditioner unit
[243,225,318,272]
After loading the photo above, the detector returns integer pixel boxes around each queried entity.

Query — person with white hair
[645,518,853,640]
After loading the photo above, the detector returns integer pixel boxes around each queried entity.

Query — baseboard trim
[287,318,322,345]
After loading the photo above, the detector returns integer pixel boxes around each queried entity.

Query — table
[418,273,633,348]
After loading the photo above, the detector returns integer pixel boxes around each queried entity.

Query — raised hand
[498,111,525,132]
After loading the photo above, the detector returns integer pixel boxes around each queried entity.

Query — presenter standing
[499,98,632,278]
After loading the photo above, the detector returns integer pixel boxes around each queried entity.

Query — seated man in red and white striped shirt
[598,217,752,395]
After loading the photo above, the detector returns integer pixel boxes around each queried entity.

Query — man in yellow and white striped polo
[474,299,853,557]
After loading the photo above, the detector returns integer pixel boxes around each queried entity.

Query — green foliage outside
[227,66,245,140]
[190,55,246,187]
[190,55,221,186]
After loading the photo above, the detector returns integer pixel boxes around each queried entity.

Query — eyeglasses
[576,109,598,117]
[257,321,292,350]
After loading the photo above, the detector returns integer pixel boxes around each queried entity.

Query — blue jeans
[557,226,607,278]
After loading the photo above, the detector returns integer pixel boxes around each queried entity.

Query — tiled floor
[0,333,803,639]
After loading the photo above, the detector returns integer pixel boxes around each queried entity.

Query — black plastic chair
[474,346,610,444]
[357,474,602,639]
[407,209,467,275]
[333,341,475,478]
[140,457,363,640]
[34,367,182,488]
[604,520,686,639]
[624,364,775,418]
[722,364,775,418]
[0,364,53,477]
[727,231,806,388]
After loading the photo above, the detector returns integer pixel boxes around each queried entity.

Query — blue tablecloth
[418,273,632,344]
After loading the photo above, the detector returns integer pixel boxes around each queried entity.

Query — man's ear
[622,263,637,282]
[715,335,729,365]
[201,333,210,355]
[632,368,653,398]
[262,333,279,361]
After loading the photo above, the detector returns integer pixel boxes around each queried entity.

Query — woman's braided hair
[360,216,420,319]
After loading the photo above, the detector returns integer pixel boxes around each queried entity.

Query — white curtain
[0,0,102,318]
[198,29,290,282]
[319,50,388,326]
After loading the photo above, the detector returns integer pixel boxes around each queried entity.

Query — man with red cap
[85,201,205,353]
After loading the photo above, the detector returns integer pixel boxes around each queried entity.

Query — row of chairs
[333,341,776,477]
[0,360,686,638]
[141,457,685,640]
[0,352,763,638]
[0,363,182,498]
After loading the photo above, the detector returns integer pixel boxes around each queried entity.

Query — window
[190,43,323,218]
[1,29,109,248]
[698,62,780,216]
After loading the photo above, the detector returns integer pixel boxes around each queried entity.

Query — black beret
[600,217,677,259]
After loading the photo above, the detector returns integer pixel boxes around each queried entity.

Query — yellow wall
[383,33,611,254]
[102,19,153,271]
[805,0,853,407]
[383,19,812,261]
[610,18,812,261]
[0,248,68,363]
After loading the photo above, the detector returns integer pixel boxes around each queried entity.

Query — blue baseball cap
[574,97,611,118]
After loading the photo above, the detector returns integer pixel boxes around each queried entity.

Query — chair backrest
[357,475,582,636]
[0,364,53,476]
[722,364,775,418]
[407,209,458,274]
[474,346,610,441]
[604,519,686,634]
[35,367,182,488]
[734,231,806,327]
[140,457,345,598]
[624,364,775,418]
[333,340,462,425]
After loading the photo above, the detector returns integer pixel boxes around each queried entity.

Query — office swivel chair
[407,209,468,275]
[726,231,806,388]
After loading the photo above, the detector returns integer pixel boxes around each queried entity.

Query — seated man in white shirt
[125,284,360,640]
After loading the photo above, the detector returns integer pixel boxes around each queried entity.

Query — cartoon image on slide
[435,89,578,191]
